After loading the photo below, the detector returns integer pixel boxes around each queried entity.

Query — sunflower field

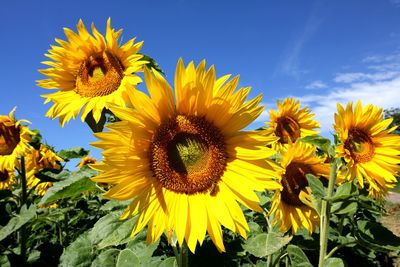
[1,19,400,267]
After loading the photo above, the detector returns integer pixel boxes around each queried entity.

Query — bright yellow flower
[38,18,146,126]
[0,167,17,190]
[265,98,320,151]
[77,156,97,168]
[26,144,62,196]
[0,108,32,170]
[91,59,281,253]
[270,141,330,233]
[334,101,400,196]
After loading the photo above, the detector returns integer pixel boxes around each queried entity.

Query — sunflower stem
[318,159,337,267]
[179,241,189,267]
[19,156,28,265]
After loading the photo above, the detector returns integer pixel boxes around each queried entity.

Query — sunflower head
[78,156,97,168]
[270,141,330,233]
[38,18,146,125]
[91,59,281,253]
[265,98,320,151]
[26,145,62,196]
[0,108,32,170]
[334,101,400,196]
[0,167,16,190]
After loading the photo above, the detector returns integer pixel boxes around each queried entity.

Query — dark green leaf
[89,210,138,249]
[300,135,331,151]
[287,245,313,267]
[331,182,358,202]
[91,249,120,267]
[306,174,325,198]
[58,147,90,161]
[84,110,107,133]
[355,220,400,252]
[59,231,92,267]
[141,54,164,74]
[157,257,177,267]
[116,249,140,267]
[325,257,345,267]
[0,205,36,241]
[331,201,358,215]
[126,237,159,263]
[243,232,292,257]
[39,168,98,205]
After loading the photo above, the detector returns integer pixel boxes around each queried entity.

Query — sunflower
[38,18,146,126]
[0,167,17,190]
[77,156,97,168]
[270,140,330,233]
[26,144,62,196]
[334,101,400,196]
[265,98,320,151]
[0,108,32,170]
[91,59,281,252]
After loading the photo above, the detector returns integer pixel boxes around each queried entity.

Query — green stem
[19,156,27,265]
[325,240,357,260]
[318,160,338,267]
[179,241,189,267]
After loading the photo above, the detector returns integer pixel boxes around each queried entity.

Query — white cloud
[305,80,327,89]
[334,71,400,83]
[299,75,400,134]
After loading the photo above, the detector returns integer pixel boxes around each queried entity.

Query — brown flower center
[281,162,312,206]
[75,51,124,97]
[150,115,228,195]
[0,118,20,156]
[0,170,9,182]
[344,128,375,163]
[275,116,301,144]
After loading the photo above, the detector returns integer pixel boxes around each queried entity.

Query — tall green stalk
[19,156,28,265]
[318,159,338,267]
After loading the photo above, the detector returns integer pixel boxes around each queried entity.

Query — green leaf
[141,54,164,74]
[306,174,325,198]
[0,254,11,267]
[157,257,177,267]
[331,201,358,215]
[325,257,345,267]
[300,135,331,151]
[355,220,400,252]
[59,231,92,267]
[39,167,98,205]
[331,182,358,202]
[91,249,120,267]
[287,245,313,267]
[89,210,138,249]
[126,235,159,263]
[99,199,130,211]
[116,249,140,267]
[243,232,292,257]
[58,147,89,161]
[0,205,36,241]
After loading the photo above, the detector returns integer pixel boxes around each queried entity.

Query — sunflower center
[275,116,301,144]
[0,170,9,182]
[344,128,375,163]
[150,115,228,195]
[281,162,312,206]
[75,51,124,97]
[0,118,21,156]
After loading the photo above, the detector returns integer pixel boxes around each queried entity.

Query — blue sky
[1,0,400,161]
